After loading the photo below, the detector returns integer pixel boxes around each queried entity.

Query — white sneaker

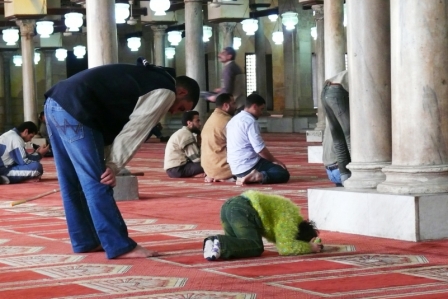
[203,237,221,261]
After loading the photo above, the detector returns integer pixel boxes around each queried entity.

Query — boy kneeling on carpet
[203,190,323,260]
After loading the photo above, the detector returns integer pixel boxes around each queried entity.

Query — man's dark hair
[224,46,236,60]
[181,110,199,126]
[176,76,200,110]
[215,93,233,108]
[245,93,266,108]
[296,220,319,242]
[16,121,38,134]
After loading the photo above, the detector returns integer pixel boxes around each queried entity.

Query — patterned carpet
[1,133,448,298]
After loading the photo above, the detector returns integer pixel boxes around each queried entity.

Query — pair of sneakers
[203,237,220,261]
[0,176,10,185]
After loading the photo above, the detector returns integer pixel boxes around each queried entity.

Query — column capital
[312,4,324,20]
[219,22,237,34]
[150,25,168,33]
[16,20,36,37]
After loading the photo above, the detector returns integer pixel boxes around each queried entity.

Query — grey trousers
[321,84,351,182]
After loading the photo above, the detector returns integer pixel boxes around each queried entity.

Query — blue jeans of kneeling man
[44,98,137,259]
[236,158,290,184]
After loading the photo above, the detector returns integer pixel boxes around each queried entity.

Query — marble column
[312,5,326,131]
[343,0,391,190]
[16,20,37,124]
[151,25,168,67]
[255,19,268,103]
[0,51,14,132]
[42,50,54,91]
[184,0,207,119]
[324,0,345,79]
[86,0,118,67]
[377,0,448,194]
[219,22,236,48]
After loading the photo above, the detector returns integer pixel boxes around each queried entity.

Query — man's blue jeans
[44,98,136,259]
[236,158,290,184]
[325,165,343,187]
[216,196,264,259]
[321,84,351,183]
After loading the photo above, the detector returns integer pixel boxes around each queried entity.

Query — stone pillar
[86,0,118,67]
[312,5,326,131]
[377,0,448,194]
[255,19,267,102]
[324,0,345,79]
[279,1,300,118]
[16,20,37,124]
[42,50,54,91]
[151,25,168,67]
[0,51,14,132]
[343,0,391,190]
[185,0,207,119]
[219,22,236,48]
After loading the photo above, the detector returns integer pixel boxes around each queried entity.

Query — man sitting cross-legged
[226,93,290,185]
[0,121,50,184]
[201,93,237,183]
[164,110,205,178]
[203,190,323,261]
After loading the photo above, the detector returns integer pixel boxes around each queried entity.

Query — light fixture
[281,12,298,31]
[2,28,19,46]
[272,31,283,45]
[36,21,54,38]
[241,19,258,36]
[13,55,22,67]
[149,0,170,16]
[65,12,83,32]
[165,47,175,59]
[233,37,241,50]
[268,14,278,22]
[55,48,67,61]
[73,45,86,59]
[343,3,347,27]
[203,25,212,42]
[311,27,317,40]
[115,3,130,24]
[34,52,41,65]
[127,37,141,51]
[167,31,182,46]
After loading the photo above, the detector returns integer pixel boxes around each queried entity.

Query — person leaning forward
[43,58,200,259]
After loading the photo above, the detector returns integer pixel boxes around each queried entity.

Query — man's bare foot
[204,175,214,183]
[193,173,206,178]
[236,170,262,185]
[215,177,236,183]
[116,245,158,258]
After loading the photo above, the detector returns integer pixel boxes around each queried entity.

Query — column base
[308,188,448,241]
[306,130,323,142]
[377,165,448,194]
[308,145,323,163]
[344,162,390,190]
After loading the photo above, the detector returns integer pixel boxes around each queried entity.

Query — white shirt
[226,110,265,175]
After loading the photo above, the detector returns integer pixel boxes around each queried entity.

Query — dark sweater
[44,64,175,145]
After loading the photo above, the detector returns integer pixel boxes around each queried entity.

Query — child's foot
[203,237,221,261]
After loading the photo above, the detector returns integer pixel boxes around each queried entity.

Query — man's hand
[207,95,217,102]
[101,167,116,187]
[36,144,50,156]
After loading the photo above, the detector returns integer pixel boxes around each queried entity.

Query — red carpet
[1,133,448,298]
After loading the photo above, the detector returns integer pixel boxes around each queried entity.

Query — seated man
[164,110,204,178]
[0,121,49,184]
[201,93,237,182]
[226,93,290,185]
[203,190,323,261]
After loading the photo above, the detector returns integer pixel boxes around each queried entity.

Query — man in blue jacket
[44,58,200,259]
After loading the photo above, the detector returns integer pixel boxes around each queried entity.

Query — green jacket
[243,190,312,255]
